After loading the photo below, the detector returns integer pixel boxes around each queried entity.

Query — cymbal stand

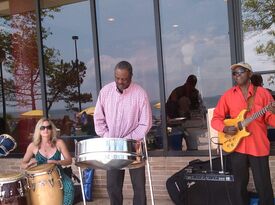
[75,139,87,205]
[143,138,155,205]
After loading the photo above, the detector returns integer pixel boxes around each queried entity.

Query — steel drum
[75,138,145,170]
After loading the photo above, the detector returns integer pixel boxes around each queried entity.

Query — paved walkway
[75,198,174,205]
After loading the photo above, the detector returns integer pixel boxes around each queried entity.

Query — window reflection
[40,0,97,151]
[160,0,231,151]
[96,0,161,150]
[241,0,275,149]
[242,0,275,73]
[0,0,42,153]
[251,72,275,100]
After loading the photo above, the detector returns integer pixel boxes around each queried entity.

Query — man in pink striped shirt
[94,61,152,205]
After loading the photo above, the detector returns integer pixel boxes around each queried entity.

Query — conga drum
[0,172,27,205]
[25,164,63,205]
[0,134,17,157]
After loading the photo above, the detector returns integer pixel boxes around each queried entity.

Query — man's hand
[223,126,238,135]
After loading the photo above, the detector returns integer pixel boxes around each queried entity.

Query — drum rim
[26,163,56,174]
[77,137,139,144]
[0,172,24,182]
[0,134,17,156]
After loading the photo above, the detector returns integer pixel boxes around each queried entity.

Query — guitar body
[218,109,250,153]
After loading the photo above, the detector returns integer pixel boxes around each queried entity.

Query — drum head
[26,163,55,174]
[0,172,24,183]
[0,134,17,156]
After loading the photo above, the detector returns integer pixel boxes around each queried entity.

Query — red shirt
[211,83,275,156]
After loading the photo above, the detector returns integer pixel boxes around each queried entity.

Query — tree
[46,59,92,111]
[0,7,92,111]
[242,0,275,59]
[242,0,275,88]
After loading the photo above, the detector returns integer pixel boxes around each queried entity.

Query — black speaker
[185,180,234,205]
[166,156,236,205]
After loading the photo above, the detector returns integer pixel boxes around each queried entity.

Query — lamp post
[0,49,6,124]
[72,35,81,112]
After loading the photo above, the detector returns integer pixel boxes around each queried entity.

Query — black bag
[166,166,189,204]
[166,157,234,205]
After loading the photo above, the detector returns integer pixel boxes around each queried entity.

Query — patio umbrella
[153,102,161,109]
[20,110,43,118]
[78,106,95,116]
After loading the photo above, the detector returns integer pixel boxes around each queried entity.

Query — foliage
[242,0,275,88]
[0,8,92,111]
[242,0,275,58]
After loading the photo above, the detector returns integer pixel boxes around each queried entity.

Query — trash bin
[168,128,183,150]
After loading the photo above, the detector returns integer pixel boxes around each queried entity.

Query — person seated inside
[166,74,205,120]
[251,73,275,99]
[21,118,74,205]
[165,74,206,151]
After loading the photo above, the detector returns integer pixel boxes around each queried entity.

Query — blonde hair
[33,118,58,146]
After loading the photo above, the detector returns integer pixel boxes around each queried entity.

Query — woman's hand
[23,158,37,169]
[47,159,60,165]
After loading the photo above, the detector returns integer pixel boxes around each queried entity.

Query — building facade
[0,0,275,202]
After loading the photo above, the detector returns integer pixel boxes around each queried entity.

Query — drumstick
[143,138,155,205]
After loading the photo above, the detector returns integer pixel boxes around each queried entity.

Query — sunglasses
[232,68,247,76]
[40,125,52,131]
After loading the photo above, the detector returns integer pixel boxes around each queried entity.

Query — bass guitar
[218,102,275,153]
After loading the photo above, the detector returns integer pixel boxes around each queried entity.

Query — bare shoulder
[56,138,66,148]
[27,142,38,154]
[56,138,64,144]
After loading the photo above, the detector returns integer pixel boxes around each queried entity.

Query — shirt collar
[115,82,133,94]
[233,82,254,96]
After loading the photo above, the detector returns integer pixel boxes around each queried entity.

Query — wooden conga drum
[25,164,63,205]
[0,172,27,205]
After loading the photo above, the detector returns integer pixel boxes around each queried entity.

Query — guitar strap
[247,86,258,111]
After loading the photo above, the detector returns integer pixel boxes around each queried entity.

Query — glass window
[242,0,275,96]
[0,0,42,153]
[40,0,97,151]
[96,0,161,150]
[160,0,232,151]
[242,0,275,73]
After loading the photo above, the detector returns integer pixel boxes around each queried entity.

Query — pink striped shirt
[94,82,152,141]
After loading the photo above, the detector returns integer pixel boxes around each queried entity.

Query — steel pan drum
[75,138,145,170]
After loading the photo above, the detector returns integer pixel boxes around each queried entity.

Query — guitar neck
[243,102,275,127]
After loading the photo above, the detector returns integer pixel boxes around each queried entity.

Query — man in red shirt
[211,62,275,205]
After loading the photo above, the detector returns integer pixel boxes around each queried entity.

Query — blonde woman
[22,118,74,205]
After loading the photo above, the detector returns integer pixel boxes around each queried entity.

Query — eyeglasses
[40,125,52,131]
[232,68,247,76]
